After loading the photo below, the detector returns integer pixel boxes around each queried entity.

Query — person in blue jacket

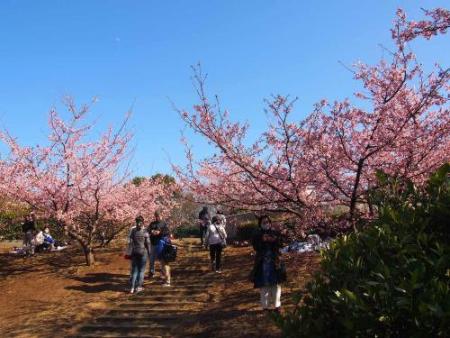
[42,227,55,250]
[148,211,172,286]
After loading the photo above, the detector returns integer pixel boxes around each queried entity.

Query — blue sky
[0,0,449,176]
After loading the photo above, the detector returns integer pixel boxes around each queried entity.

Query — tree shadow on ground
[69,245,320,338]
[188,247,321,337]
[0,244,127,280]
[175,247,282,338]
[0,248,83,279]
[65,273,128,293]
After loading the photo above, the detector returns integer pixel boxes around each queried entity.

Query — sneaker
[215,270,222,274]
[129,288,135,294]
[163,282,171,287]
[136,286,144,293]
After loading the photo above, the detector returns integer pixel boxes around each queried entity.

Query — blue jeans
[130,254,147,289]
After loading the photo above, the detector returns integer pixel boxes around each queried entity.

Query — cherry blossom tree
[175,8,450,232]
[0,98,177,265]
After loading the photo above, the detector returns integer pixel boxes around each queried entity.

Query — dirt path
[0,240,320,338]
[71,243,283,337]
[0,245,130,338]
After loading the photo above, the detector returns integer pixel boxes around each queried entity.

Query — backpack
[212,223,227,248]
[162,243,178,262]
[130,228,147,257]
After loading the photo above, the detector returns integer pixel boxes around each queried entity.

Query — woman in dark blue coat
[251,215,285,312]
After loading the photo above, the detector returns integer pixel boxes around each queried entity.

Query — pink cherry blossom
[174,8,450,233]
[0,99,177,265]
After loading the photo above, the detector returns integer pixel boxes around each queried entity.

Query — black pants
[209,244,223,271]
[200,227,206,245]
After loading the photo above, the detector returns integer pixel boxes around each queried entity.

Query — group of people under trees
[19,206,286,311]
[127,206,286,312]
[126,211,173,293]
[21,212,60,256]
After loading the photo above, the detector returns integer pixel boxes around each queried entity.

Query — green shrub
[0,206,28,240]
[173,225,201,238]
[235,222,258,241]
[0,215,66,241]
[276,164,450,337]
[0,222,22,240]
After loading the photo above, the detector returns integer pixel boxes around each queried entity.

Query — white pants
[260,284,281,309]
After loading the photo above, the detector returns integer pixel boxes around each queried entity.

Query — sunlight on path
[72,243,220,337]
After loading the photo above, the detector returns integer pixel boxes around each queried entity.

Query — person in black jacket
[22,212,37,256]
[198,206,210,246]
[251,215,285,312]
[147,211,171,283]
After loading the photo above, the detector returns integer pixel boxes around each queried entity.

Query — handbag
[249,254,263,283]
[213,223,227,248]
[162,243,178,262]
[124,229,134,259]
[275,259,287,283]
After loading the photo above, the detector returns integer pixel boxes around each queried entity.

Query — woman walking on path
[204,215,227,273]
[127,216,150,294]
[251,215,286,313]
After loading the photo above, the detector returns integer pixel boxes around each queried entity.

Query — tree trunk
[81,243,95,266]
[368,199,374,217]
[349,158,365,232]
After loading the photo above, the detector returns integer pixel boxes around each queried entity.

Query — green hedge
[0,216,66,241]
[275,164,450,337]
[0,222,22,240]
[235,222,258,241]
[173,222,259,241]
[173,225,201,238]
[0,207,27,240]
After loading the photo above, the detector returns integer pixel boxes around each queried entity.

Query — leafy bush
[0,214,66,242]
[173,221,258,240]
[235,222,258,241]
[0,202,28,240]
[0,221,22,240]
[173,225,201,238]
[276,164,450,337]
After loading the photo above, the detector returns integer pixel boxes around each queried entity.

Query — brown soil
[0,239,320,338]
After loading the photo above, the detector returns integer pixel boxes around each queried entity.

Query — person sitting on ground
[251,215,286,313]
[204,215,227,273]
[33,229,46,252]
[42,227,56,250]
[148,210,170,279]
[127,215,150,294]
